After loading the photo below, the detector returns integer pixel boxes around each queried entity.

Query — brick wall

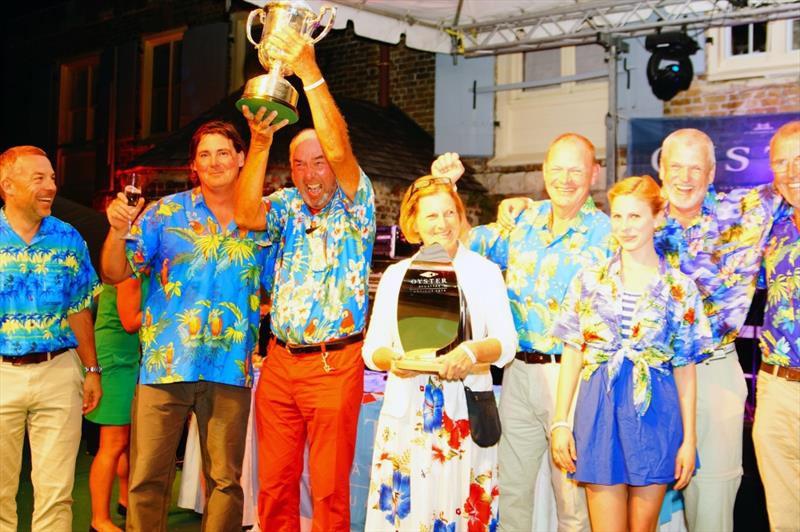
[315,25,436,135]
[665,78,800,117]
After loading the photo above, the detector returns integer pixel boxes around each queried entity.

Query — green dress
[85,283,141,425]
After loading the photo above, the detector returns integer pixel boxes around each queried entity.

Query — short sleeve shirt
[126,188,275,387]
[654,184,781,347]
[0,209,101,354]
[468,196,612,354]
[263,170,376,344]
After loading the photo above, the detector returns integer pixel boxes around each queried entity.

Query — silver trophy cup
[236,0,335,124]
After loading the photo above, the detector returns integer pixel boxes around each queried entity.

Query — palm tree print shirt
[0,209,101,354]
[126,188,275,387]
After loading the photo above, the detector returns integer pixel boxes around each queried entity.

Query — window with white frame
[141,29,184,137]
[58,55,99,145]
[728,22,768,56]
[706,19,799,80]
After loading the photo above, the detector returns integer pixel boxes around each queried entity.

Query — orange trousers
[255,338,364,532]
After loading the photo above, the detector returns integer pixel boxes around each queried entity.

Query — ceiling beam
[449,0,800,56]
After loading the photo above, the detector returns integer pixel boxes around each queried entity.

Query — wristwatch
[84,365,103,375]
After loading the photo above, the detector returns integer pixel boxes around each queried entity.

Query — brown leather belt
[515,350,561,364]
[274,332,364,355]
[760,362,800,382]
[0,347,69,366]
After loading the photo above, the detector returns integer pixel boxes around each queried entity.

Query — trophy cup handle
[308,5,337,44]
[245,9,265,47]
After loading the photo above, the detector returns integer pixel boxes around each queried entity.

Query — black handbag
[463,385,501,447]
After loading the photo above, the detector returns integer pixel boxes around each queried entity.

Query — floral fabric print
[759,207,800,367]
[366,377,499,532]
[551,253,714,416]
[127,188,274,386]
[0,209,101,354]
[263,169,375,344]
[468,197,612,354]
[654,184,782,347]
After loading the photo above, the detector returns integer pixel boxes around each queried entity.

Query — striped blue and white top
[619,291,640,339]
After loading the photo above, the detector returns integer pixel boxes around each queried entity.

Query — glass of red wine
[122,172,142,240]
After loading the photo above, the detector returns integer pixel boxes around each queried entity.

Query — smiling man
[0,146,102,531]
[465,133,612,532]
[234,24,376,532]
[654,128,783,532]
[101,121,277,532]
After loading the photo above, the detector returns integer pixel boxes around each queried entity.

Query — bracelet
[549,420,571,434]
[461,343,478,364]
[84,365,103,375]
[303,78,326,91]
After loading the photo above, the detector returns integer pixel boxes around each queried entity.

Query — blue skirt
[570,358,692,486]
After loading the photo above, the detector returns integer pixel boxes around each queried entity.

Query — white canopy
[243,0,800,55]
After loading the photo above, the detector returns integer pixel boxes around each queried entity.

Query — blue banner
[628,113,800,192]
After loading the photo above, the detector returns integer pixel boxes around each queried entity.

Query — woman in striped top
[549,176,714,532]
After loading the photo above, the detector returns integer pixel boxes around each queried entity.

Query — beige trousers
[126,381,250,532]
[752,369,800,532]
[498,358,589,532]
[0,350,84,532]
[682,349,748,532]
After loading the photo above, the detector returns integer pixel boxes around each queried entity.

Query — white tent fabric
[242,0,564,53]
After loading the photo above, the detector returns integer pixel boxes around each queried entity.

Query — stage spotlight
[645,32,700,101]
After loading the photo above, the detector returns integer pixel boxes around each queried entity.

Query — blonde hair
[544,133,597,166]
[770,120,800,156]
[607,175,665,215]
[661,128,716,168]
[0,146,48,200]
[399,176,467,244]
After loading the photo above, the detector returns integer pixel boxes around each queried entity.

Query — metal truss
[452,0,800,56]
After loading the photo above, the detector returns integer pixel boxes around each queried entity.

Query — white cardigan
[362,244,518,418]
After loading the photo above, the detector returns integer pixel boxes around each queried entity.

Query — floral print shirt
[654,184,781,348]
[551,253,714,416]
[263,169,376,344]
[468,197,612,354]
[0,209,101,354]
[127,188,275,387]
[759,206,799,368]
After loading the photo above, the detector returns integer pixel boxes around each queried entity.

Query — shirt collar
[0,207,54,243]
[531,196,597,234]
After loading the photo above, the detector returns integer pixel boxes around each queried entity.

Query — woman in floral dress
[362,171,517,531]
[550,175,714,531]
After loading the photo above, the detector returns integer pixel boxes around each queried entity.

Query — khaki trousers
[0,350,83,532]
[126,381,250,532]
[752,369,800,532]
[683,350,748,532]
[498,359,589,532]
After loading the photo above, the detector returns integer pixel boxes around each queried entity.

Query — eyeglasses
[771,156,800,174]
[410,176,453,194]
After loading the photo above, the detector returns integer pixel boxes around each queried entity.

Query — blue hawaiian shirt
[654,184,782,348]
[0,209,101,354]
[127,188,275,387]
[468,197,612,354]
[263,170,376,344]
[758,206,799,367]
[551,253,714,415]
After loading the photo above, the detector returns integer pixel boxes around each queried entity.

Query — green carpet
[14,436,202,531]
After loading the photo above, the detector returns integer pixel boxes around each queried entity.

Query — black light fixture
[645,32,700,101]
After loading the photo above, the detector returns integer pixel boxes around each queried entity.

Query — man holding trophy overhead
[235,2,376,530]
